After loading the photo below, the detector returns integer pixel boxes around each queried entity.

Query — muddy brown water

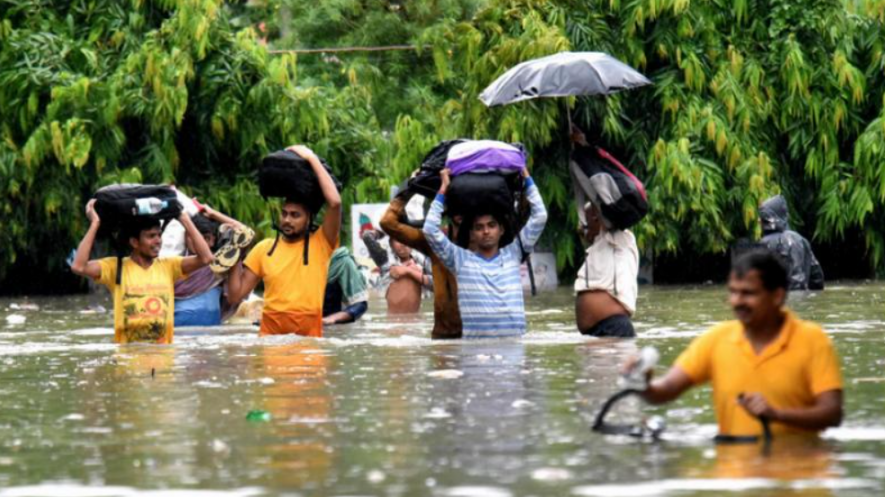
[0,284,883,496]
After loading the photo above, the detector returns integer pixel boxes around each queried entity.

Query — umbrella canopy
[479,51,651,107]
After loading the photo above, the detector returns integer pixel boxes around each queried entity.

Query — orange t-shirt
[675,310,843,437]
[96,257,185,344]
[244,231,337,336]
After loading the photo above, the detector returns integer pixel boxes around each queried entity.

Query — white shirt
[574,229,639,315]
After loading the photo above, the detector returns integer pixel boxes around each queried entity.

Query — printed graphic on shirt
[122,287,171,342]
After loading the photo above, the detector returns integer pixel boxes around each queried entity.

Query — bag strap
[515,231,536,297]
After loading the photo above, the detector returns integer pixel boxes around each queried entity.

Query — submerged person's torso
[456,250,526,338]
[97,256,183,344]
[245,232,336,336]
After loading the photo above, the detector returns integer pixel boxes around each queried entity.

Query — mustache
[733,305,751,315]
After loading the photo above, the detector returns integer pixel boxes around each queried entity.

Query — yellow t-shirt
[675,310,843,437]
[96,257,185,344]
[244,230,337,336]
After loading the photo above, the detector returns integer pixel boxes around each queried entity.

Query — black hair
[731,249,789,291]
[123,218,161,242]
[192,214,219,238]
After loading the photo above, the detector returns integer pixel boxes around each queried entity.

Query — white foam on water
[531,467,572,481]
[69,327,113,336]
[822,320,885,332]
[823,426,885,441]
[0,343,117,356]
[0,485,267,497]
[427,369,464,379]
[571,477,878,496]
[444,486,512,497]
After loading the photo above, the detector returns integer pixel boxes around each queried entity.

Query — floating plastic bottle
[618,346,660,390]
[133,197,168,215]
[245,409,272,422]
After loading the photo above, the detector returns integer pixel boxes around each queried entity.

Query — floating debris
[245,410,272,422]
[427,369,464,379]
[5,314,26,325]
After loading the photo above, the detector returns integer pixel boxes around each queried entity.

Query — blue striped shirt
[423,178,548,338]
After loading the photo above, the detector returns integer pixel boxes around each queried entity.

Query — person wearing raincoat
[758,195,824,291]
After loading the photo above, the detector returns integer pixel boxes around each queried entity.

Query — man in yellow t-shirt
[71,200,214,344]
[227,145,341,337]
[628,249,843,438]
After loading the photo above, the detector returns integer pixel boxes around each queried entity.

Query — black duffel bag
[446,172,524,219]
[92,184,183,284]
[94,184,182,238]
[407,139,468,197]
[259,149,341,214]
[570,146,648,231]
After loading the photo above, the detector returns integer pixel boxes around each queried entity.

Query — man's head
[759,195,789,235]
[728,249,789,328]
[390,238,411,261]
[280,199,311,240]
[470,212,505,252]
[126,219,162,260]
[190,214,219,251]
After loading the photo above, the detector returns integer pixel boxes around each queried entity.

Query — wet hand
[738,393,778,420]
[621,355,653,386]
[85,199,100,225]
[287,144,317,162]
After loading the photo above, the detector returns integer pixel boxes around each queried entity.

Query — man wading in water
[625,250,843,438]
[574,201,639,337]
[380,189,462,338]
[227,144,342,337]
[423,168,547,338]
[71,200,214,344]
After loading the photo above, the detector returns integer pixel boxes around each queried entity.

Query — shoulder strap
[516,234,537,296]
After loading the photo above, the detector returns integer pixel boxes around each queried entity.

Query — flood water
[1,284,884,496]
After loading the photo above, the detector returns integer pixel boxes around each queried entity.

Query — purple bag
[445,140,526,176]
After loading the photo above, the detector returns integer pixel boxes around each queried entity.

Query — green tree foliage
[0,0,387,286]
[6,0,885,290]
[276,0,481,126]
[396,0,885,272]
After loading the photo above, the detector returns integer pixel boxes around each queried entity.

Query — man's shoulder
[249,238,275,253]
[701,320,742,340]
[789,314,829,342]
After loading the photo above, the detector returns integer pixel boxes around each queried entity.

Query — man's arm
[180,213,214,274]
[739,389,842,431]
[639,366,695,405]
[380,193,431,255]
[227,262,261,305]
[202,205,246,230]
[361,230,390,270]
[70,199,103,280]
[421,169,465,272]
[514,170,548,252]
[288,145,341,247]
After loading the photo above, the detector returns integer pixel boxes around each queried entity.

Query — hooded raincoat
[759,195,824,291]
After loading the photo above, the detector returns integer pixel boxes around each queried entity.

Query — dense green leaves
[0,0,387,285]
[5,0,885,289]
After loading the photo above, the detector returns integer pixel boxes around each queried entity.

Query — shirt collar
[730,309,796,361]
